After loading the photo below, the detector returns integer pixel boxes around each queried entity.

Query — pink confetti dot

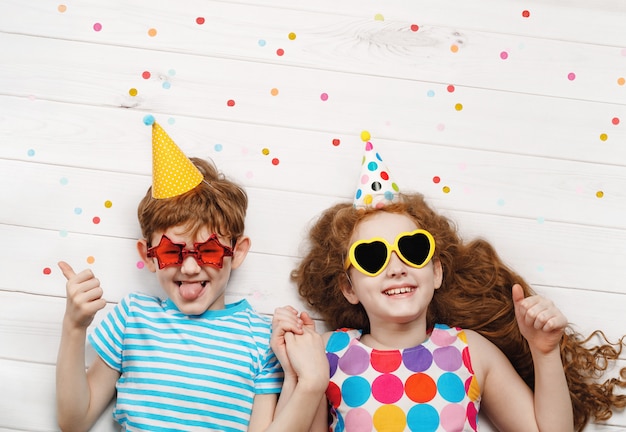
[410,24,419,32]
[567,72,576,81]
[93,22,102,32]
[276,48,285,56]
[43,267,52,275]
[136,261,145,269]
[142,71,151,79]
[320,93,329,101]
[196,17,205,25]
[500,51,509,60]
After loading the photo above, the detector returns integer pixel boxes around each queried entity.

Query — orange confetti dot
[58,4,67,13]
[262,148,270,156]
[596,191,604,198]
[450,44,459,53]
[148,28,158,37]
[86,256,96,264]
[129,88,138,96]
[618,77,625,86]
[270,88,279,96]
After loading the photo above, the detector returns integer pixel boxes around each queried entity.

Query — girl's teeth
[385,287,413,296]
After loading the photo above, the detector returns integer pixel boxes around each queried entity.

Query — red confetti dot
[142,71,151,79]
[612,117,620,125]
[271,158,280,165]
[380,171,389,181]
[332,138,341,146]
[433,176,441,184]
[93,216,101,224]
[43,267,52,275]
[447,85,455,93]
[196,17,205,25]
[276,48,285,56]
[410,24,419,32]
[227,99,235,107]
[522,10,530,18]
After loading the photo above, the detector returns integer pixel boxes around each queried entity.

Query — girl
[272,141,625,432]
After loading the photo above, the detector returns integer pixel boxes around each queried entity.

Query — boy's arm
[56,262,118,432]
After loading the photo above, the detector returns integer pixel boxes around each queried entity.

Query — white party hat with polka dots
[353,131,400,209]
[144,115,203,199]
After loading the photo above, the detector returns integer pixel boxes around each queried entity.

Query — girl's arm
[471,284,573,432]
[56,262,118,432]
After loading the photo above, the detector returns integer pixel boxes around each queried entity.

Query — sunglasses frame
[345,229,435,277]
[146,234,234,270]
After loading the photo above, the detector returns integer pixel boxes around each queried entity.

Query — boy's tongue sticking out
[179,281,205,300]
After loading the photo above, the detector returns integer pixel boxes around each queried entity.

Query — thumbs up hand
[58,261,107,330]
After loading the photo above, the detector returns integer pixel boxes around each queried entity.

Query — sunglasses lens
[196,239,226,266]
[153,240,183,267]
[353,241,388,275]
[398,232,432,267]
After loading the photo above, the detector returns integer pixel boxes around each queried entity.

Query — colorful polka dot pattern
[326,325,480,432]
[151,122,204,199]
[353,141,400,209]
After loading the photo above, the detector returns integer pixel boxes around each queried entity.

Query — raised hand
[512,284,568,354]
[58,261,107,330]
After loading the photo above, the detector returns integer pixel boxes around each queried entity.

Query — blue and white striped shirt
[89,292,283,431]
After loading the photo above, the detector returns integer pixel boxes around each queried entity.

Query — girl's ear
[340,271,360,305]
[230,236,251,269]
[137,239,157,273]
[433,258,443,289]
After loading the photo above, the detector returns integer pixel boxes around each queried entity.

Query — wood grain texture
[0,0,624,430]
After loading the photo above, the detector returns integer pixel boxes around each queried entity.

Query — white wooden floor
[1,1,625,430]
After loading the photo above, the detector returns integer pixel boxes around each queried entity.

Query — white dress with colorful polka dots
[325,324,481,432]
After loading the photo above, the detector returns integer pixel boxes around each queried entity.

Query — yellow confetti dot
[104,200,113,208]
[262,148,270,156]
[596,191,604,198]
[270,88,279,96]
[455,103,463,111]
[600,133,608,141]
[148,28,158,37]
[129,88,138,97]
[360,130,371,142]
[288,32,296,40]
[443,186,451,194]
[618,77,625,86]
[450,44,459,53]
[374,13,385,21]
[58,4,67,13]
[86,256,95,264]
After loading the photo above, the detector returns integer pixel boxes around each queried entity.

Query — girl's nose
[385,252,407,277]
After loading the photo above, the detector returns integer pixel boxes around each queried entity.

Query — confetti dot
[214,144,223,152]
[436,123,445,131]
[227,99,235,107]
[320,93,329,101]
[500,51,509,60]
[143,114,155,125]
[497,198,506,206]
[168,69,176,76]
[58,4,67,13]
[522,10,530,18]
[276,48,285,56]
[93,22,102,32]
[270,88,279,96]
[332,138,341,146]
[129,88,138,96]
[288,32,296,40]
[410,24,419,32]
[258,39,266,47]
[271,158,280,165]
[447,85,455,93]
[104,200,112,208]
[600,133,608,141]
[374,13,384,21]
[361,130,371,142]
[455,103,463,111]
[442,186,451,194]
[148,28,158,37]
[92,216,101,224]
[612,117,620,125]
[426,90,435,97]
[618,77,625,86]
[142,71,151,79]
[537,216,545,224]
[74,207,83,215]
[136,261,145,269]
[262,148,270,155]
[60,177,69,186]
[567,72,576,81]
[450,44,459,53]
[433,176,441,184]
[43,267,52,275]
[27,149,35,157]
[86,256,95,264]
[59,230,68,237]
[596,191,604,198]
[162,81,171,90]
[196,17,205,25]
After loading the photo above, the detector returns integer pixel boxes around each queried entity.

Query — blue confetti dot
[258,39,266,47]
[497,198,506,206]
[143,114,155,126]
[427,90,435,97]
[74,207,83,215]
[168,69,176,76]
[60,177,69,186]
[27,149,36,157]
[214,144,223,152]
[536,216,545,224]
[167,117,176,125]
[162,81,171,90]
[59,230,68,237]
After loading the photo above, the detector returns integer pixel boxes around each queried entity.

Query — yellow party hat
[145,115,204,199]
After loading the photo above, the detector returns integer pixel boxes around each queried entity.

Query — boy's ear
[340,272,360,305]
[231,236,251,269]
[137,239,157,273]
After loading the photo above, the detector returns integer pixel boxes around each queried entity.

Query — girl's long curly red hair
[293,193,625,431]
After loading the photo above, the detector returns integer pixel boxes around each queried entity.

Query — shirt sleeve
[255,346,284,395]
[87,294,132,372]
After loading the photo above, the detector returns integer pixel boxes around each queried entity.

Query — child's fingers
[58,261,77,281]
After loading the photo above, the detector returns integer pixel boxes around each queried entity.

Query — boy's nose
[180,255,201,273]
